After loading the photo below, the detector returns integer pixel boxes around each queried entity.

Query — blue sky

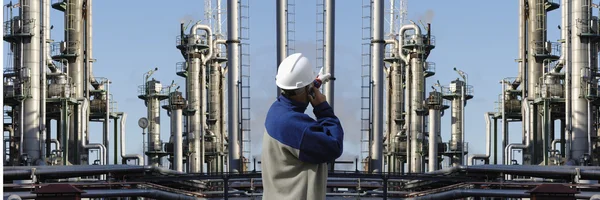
[3,0,566,170]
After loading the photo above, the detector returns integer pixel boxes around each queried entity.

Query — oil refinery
[3,0,600,199]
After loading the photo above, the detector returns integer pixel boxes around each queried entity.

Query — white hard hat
[276,53,315,90]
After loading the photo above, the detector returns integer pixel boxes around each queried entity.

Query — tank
[504,97,522,113]
[90,98,107,113]
[540,75,564,98]
[48,75,70,98]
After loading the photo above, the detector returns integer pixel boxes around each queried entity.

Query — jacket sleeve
[296,102,344,164]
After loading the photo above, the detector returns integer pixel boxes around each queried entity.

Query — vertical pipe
[325,0,335,108]
[494,118,498,164]
[527,0,547,165]
[391,60,402,173]
[67,0,84,165]
[147,81,162,166]
[461,81,466,165]
[276,0,287,97]
[227,0,241,173]
[370,0,384,173]
[451,83,462,167]
[114,117,118,165]
[105,81,110,163]
[501,80,507,164]
[173,108,183,172]
[40,0,50,162]
[571,0,589,162]
[409,58,423,172]
[517,0,525,85]
[564,0,572,161]
[428,107,439,172]
[23,0,42,165]
[189,58,202,172]
[404,61,411,172]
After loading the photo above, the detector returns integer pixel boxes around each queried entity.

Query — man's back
[261,96,344,200]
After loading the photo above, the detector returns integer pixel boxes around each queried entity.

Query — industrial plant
[3,0,600,199]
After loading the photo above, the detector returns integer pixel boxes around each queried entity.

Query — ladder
[287,0,296,55]
[360,0,372,170]
[239,0,252,172]
[316,0,325,73]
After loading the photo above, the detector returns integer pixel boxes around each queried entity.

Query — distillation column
[444,79,472,167]
[142,80,166,166]
[387,50,404,173]
[64,0,86,165]
[208,48,226,173]
[369,0,384,173]
[570,0,590,163]
[21,0,42,165]
[427,91,443,172]
[227,0,242,173]
[525,0,548,165]
[168,91,186,172]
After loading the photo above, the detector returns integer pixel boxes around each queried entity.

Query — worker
[261,53,344,200]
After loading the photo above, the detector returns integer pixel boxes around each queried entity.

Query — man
[261,53,344,200]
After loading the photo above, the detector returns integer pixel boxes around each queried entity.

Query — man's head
[276,53,315,103]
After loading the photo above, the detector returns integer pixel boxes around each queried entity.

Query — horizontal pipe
[426,165,600,180]
[405,188,599,200]
[469,112,494,165]
[4,189,204,200]
[4,165,184,180]
[119,113,143,165]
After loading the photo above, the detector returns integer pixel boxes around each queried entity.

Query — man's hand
[309,86,327,106]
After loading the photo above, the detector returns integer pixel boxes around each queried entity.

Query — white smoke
[418,9,435,24]
[179,14,195,24]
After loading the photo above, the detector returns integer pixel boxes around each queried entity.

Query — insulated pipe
[22,0,42,165]
[119,113,143,165]
[324,0,335,108]
[4,165,185,180]
[506,104,531,165]
[469,112,494,165]
[50,139,60,152]
[80,101,105,166]
[564,0,572,161]
[552,139,561,151]
[501,80,508,164]
[40,0,50,162]
[276,0,287,97]
[571,0,590,163]
[104,80,110,163]
[369,0,384,173]
[228,0,242,173]
[515,0,525,86]
[67,0,84,165]
[397,24,422,64]
[173,107,183,172]
[405,188,600,200]
[404,59,411,172]
[427,107,439,172]
[3,189,203,200]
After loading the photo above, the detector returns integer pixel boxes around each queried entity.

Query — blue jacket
[261,95,344,200]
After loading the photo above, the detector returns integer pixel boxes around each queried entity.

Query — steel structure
[5,0,600,199]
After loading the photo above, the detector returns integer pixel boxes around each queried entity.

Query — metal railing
[441,85,474,97]
[3,18,34,37]
[176,61,187,73]
[137,85,169,97]
[50,41,79,57]
[402,34,435,46]
[533,41,561,57]
[425,62,436,73]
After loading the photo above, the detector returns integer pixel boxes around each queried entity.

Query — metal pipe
[276,0,287,97]
[552,139,562,152]
[369,0,384,173]
[119,113,143,165]
[104,80,110,163]
[67,0,85,165]
[564,0,572,161]
[427,106,439,172]
[80,101,105,166]
[501,80,508,164]
[4,165,185,180]
[324,0,335,108]
[469,112,494,165]
[506,101,531,165]
[228,0,241,173]
[516,0,525,85]
[404,57,411,172]
[405,188,599,200]
[173,107,183,172]
[571,0,589,163]
[22,0,42,165]
[50,139,60,152]
[40,0,50,163]
[5,189,203,200]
